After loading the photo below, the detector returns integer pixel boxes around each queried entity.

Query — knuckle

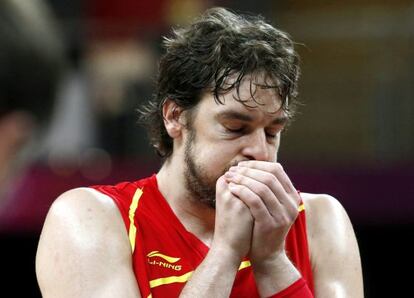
[273,212,292,227]
[262,172,275,185]
[279,214,291,227]
[287,206,299,221]
[236,174,245,184]
[250,197,262,209]
[237,167,247,175]
[274,163,284,173]
[256,184,269,197]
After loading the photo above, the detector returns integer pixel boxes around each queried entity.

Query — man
[36,7,363,297]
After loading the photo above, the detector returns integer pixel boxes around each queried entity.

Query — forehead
[200,73,285,118]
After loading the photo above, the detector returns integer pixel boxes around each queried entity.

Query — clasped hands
[214,160,301,268]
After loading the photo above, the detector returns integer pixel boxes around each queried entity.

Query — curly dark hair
[138,7,300,158]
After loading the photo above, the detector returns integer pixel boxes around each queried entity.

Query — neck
[156,154,216,246]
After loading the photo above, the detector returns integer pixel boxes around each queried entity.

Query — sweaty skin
[36,74,363,297]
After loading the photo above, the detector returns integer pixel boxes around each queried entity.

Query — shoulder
[37,187,129,251]
[301,192,353,255]
[301,192,349,229]
[300,193,358,268]
[37,186,131,256]
[36,188,133,295]
[300,193,363,296]
[42,187,125,234]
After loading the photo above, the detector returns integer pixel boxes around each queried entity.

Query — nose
[241,130,270,161]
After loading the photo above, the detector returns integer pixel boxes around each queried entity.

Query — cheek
[195,142,237,172]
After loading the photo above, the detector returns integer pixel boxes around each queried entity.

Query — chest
[133,219,260,298]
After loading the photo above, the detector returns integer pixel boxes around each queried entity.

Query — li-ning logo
[147,251,182,271]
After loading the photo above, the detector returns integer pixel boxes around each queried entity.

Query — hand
[211,176,254,261]
[224,161,300,264]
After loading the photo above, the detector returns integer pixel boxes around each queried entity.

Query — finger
[237,161,297,195]
[216,176,253,216]
[237,161,295,193]
[228,182,272,221]
[229,166,286,199]
[225,171,284,218]
[228,167,299,212]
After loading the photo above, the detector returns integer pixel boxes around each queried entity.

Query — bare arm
[179,176,253,297]
[179,245,241,297]
[225,161,303,296]
[304,193,364,298]
[36,188,141,298]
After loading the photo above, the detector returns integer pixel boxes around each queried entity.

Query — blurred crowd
[0,0,203,232]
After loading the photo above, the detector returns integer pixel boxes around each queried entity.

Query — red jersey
[92,175,314,297]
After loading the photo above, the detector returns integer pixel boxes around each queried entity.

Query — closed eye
[265,127,283,138]
[225,126,245,134]
[225,126,280,141]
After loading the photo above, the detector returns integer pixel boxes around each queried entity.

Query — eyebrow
[216,111,289,125]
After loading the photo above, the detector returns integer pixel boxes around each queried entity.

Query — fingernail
[229,166,237,172]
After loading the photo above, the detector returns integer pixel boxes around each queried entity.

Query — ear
[162,99,184,139]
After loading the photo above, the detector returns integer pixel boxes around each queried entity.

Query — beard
[183,129,238,209]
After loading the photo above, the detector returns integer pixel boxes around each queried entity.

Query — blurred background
[0,0,412,296]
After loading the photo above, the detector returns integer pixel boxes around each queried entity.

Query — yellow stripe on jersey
[128,188,143,253]
[298,203,305,212]
[149,271,194,289]
[148,261,251,290]
[238,260,251,270]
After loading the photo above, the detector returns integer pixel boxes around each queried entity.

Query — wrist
[267,277,313,298]
[180,242,244,297]
[252,252,301,297]
[252,251,291,275]
[209,241,245,269]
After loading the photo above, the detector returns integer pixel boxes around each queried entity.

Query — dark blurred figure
[0,0,65,203]
[0,1,65,296]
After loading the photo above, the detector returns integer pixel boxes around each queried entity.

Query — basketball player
[36,8,363,297]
